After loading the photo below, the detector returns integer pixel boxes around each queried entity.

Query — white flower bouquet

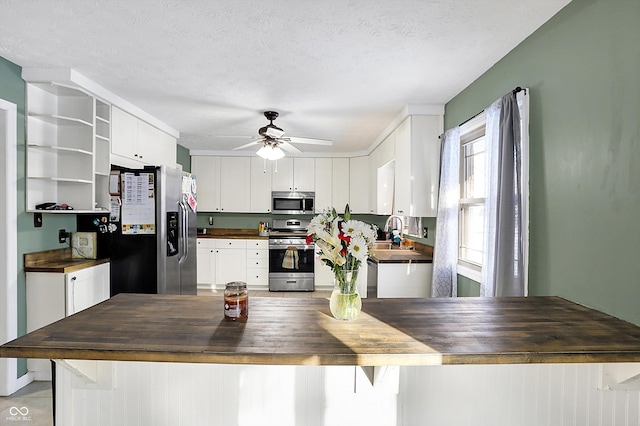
[306,205,378,294]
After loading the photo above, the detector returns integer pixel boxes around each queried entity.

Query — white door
[220,157,251,212]
[66,264,110,315]
[111,106,138,160]
[293,158,315,191]
[216,248,247,285]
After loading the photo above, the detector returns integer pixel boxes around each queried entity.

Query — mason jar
[224,281,248,320]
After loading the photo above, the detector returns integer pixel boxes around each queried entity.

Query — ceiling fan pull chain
[274,159,278,174]
[263,158,267,174]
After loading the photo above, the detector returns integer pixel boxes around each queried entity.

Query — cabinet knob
[71,276,77,281]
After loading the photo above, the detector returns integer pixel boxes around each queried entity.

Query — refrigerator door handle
[178,201,189,265]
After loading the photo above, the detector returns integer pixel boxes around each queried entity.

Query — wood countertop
[198,228,267,240]
[24,248,110,273]
[369,249,432,263]
[3,294,640,366]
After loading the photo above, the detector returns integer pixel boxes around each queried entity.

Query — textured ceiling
[0,0,570,155]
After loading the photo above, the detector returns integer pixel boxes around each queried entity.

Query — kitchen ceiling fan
[232,111,332,160]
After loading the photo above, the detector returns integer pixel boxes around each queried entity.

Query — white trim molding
[0,98,30,395]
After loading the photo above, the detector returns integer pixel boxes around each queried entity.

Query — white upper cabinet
[111,106,137,160]
[136,119,176,167]
[111,106,176,167]
[191,156,221,212]
[314,158,332,212]
[219,157,251,212]
[272,157,315,192]
[371,132,395,215]
[349,156,370,214]
[393,115,442,217]
[250,157,272,213]
[332,158,350,213]
[315,158,349,213]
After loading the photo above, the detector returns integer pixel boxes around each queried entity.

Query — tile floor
[0,290,327,425]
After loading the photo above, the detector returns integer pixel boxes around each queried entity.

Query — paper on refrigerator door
[121,172,156,235]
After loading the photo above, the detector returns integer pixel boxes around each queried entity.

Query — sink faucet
[384,215,405,241]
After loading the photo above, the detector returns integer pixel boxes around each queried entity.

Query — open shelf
[28,176,93,184]
[29,113,93,127]
[28,144,93,156]
[30,82,90,98]
[25,77,112,213]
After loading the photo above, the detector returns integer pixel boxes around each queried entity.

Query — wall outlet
[422,227,428,238]
[34,212,42,228]
[208,216,213,226]
[58,229,70,244]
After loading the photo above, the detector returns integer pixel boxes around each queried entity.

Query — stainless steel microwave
[271,191,315,214]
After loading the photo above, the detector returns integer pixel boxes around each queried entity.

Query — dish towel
[282,246,299,269]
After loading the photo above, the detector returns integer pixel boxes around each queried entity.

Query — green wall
[1,56,77,376]
[177,144,190,172]
[445,0,640,324]
[196,212,436,246]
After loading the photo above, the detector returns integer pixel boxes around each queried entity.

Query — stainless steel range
[268,218,315,292]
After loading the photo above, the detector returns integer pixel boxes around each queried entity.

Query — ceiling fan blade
[287,137,333,146]
[279,142,302,153]
[232,140,261,150]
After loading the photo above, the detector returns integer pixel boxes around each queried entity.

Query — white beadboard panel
[55,361,640,426]
[400,364,640,426]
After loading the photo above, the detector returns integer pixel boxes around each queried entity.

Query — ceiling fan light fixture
[270,145,285,160]
[256,144,271,159]
[256,143,285,161]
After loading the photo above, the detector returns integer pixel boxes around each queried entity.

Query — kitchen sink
[373,241,392,250]
[372,241,414,250]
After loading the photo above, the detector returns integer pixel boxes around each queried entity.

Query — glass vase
[329,268,362,321]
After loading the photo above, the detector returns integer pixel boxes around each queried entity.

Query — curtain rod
[440,86,527,138]
[459,86,526,127]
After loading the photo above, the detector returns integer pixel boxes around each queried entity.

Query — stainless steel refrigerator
[77,165,197,296]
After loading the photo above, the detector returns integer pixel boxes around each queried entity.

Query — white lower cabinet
[196,239,216,287]
[314,253,368,297]
[246,240,269,288]
[377,263,432,298]
[26,262,110,379]
[197,239,268,290]
[215,239,247,285]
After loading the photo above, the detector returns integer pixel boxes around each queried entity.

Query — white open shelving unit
[25,78,111,213]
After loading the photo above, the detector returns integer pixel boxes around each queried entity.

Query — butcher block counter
[369,248,432,263]
[3,294,640,366]
[24,247,110,273]
[197,227,267,240]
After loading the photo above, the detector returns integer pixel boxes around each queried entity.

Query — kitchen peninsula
[2,294,640,425]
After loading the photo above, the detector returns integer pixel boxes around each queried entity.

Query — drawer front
[247,240,268,250]
[216,239,247,249]
[197,239,216,249]
[247,257,268,269]
[246,268,269,286]
[247,249,268,259]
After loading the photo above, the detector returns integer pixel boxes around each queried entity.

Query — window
[458,114,486,278]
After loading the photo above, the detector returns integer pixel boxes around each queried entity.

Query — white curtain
[432,127,460,297]
[481,91,527,297]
